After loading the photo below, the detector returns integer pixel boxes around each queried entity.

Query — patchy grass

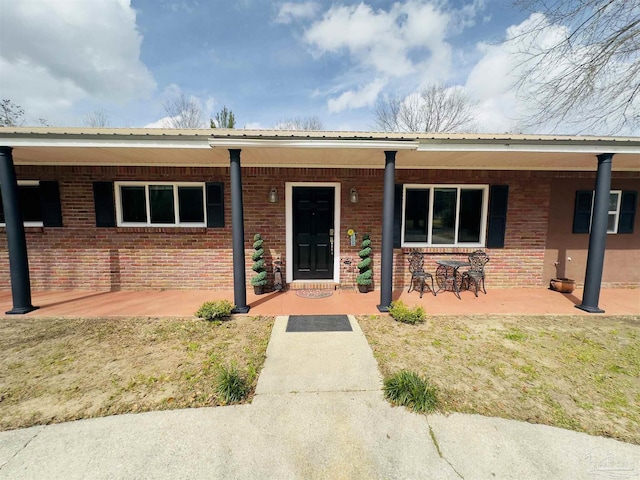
[359,314,640,444]
[0,315,273,431]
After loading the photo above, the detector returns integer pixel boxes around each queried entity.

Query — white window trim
[114,181,207,227]
[0,180,43,227]
[401,184,489,248]
[590,190,622,234]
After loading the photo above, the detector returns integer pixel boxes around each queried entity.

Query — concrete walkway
[1,316,639,479]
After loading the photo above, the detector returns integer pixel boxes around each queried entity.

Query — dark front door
[293,187,334,280]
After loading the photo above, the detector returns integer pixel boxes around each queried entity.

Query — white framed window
[605,190,622,234]
[402,184,489,247]
[115,182,206,227]
[0,180,44,227]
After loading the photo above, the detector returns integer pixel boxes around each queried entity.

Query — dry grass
[359,314,640,444]
[0,315,273,431]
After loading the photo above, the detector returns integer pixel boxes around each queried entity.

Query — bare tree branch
[0,99,25,127]
[373,85,477,133]
[511,0,640,134]
[163,93,206,128]
[83,109,110,128]
[273,115,325,131]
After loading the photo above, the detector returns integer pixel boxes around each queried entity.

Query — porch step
[287,282,340,291]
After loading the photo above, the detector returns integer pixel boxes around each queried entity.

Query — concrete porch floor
[1,286,638,317]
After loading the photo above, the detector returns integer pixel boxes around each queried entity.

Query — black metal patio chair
[407,251,436,298]
[462,250,490,297]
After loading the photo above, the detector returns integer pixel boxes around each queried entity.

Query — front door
[293,187,334,280]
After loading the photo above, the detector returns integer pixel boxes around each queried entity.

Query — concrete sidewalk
[1,316,639,479]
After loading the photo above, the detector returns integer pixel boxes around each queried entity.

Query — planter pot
[253,285,264,295]
[550,278,575,294]
[357,284,370,293]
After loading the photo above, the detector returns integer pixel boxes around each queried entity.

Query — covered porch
[1,287,637,317]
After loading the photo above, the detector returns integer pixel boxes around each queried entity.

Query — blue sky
[0,0,611,133]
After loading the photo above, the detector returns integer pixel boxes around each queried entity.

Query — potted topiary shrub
[356,234,373,293]
[251,233,267,295]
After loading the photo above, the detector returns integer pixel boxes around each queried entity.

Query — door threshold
[288,281,340,290]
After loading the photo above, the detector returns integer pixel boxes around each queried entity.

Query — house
[0,127,638,314]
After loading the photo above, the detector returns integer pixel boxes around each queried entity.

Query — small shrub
[356,235,373,286]
[389,300,426,324]
[216,364,249,404]
[384,370,439,413]
[195,300,234,321]
[251,234,268,287]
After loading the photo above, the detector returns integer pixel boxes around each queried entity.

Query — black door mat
[286,315,352,332]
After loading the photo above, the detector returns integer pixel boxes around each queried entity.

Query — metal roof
[1,127,639,171]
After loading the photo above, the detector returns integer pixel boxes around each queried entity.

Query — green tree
[211,106,236,128]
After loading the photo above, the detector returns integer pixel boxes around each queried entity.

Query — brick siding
[0,165,638,291]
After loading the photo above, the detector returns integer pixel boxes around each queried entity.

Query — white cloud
[302,1,486,113]
[144,116,174,128]
[328,78,386,113]
[275,2,320,24]
[0,0,155,125]
[304,2,452,78]
[243,122,268,130]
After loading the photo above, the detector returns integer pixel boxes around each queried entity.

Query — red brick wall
[0,165,638,291]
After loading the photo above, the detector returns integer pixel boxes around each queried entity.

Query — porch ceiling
[2,127,640,171]
[9,146,640,171]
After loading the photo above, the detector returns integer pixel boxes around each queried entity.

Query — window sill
[115,227,210,234]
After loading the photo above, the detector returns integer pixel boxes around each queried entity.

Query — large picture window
[115,182,206,227]
[0,181,43,227]
[402,184,488,246]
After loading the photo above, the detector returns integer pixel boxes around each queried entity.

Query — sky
[0,0,635,134]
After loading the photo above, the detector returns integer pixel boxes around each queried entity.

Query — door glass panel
[458,189,483,243]
[432,188,456,244]
[178,186,204,223]
[404,189,429,242]
[149,185,175,224]
[121,186,146,223]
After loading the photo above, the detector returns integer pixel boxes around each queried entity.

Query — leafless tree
[511,0,640,134]
[0,99,25,127]
[373,84,477,133]
[163,93,206,128]
[83,109,110,128]
[273,115,325,131]
[210,106,236,128]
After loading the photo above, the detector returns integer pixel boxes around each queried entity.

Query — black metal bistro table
[435,259,471,299]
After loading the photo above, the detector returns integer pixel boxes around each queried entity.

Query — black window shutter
[572,190,593,234]
[393,184,403,248]
[618,190,637,234]
[40,181,63,227]
[487,185,509,248]
[206,182,224,228]
[93,182,116,227]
